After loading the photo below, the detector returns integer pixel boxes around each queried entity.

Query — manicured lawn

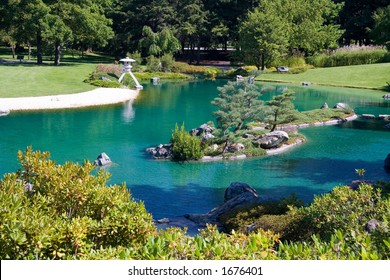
[258,63,390,90]
[0,63,98,98]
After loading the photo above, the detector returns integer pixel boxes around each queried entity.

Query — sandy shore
[0,88,139,112]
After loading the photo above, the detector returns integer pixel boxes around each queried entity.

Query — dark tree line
[1,0,390,65]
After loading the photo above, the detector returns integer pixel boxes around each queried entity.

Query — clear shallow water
[1,80,389,218]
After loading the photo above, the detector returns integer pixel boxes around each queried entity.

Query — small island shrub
[170,123,204,161]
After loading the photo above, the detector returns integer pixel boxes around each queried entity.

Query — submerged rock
[385,154,390,172]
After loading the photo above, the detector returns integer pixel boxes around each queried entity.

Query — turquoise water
[1,80,389,218]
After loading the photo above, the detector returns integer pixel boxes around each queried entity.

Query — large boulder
[186,182,259,226]
[333,102,351,111]
[254,131,289,149]
[224,182,258,202]
[385,154,390,172]
[146,144,173,159]
[94,152,112,166]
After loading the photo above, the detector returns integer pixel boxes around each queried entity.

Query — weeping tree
[266,90,298,132]
[139,26,180,57]
[212,81,265,133]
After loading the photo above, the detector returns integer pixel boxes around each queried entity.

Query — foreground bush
[0,148,155,259]
[1,148,389,260]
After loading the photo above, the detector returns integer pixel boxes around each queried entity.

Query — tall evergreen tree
[212,81,265,133]
[266,90,297,132]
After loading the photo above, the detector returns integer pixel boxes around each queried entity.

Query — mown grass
[259,63,390,91]
[0,63,97,97]
[0,47,117,97]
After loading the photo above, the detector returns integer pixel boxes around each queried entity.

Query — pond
[0,80,389,219]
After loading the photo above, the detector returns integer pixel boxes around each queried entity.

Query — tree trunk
[196,44,201,65]
[234,122,244,132]
[11,45,16,59]
[261,53,265,71]
[28,44,31,61]
[271,113,278,132]
[37,31,43,64]
[54,43,61,66]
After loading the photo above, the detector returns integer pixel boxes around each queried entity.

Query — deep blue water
[0,80,389,218]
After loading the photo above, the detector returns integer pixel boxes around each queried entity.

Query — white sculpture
[118,57,143,90]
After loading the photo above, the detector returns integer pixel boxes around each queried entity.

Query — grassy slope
[0,49,115,98]
[258,63,390,90]
[0,63,97,97]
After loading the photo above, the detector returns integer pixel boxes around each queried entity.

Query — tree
[335,0,390,45]
[265,90,297,132]
[238,0,289,70]
[176,0,208,64]
[285,0,343,54]
[237,0,343,68]
[0,0,113,65]
[370,5,390,50]
[211,81,265,133]
[139,26,180,57]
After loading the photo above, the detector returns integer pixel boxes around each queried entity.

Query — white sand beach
[0,88,139,112]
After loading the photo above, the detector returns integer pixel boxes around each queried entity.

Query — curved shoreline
[0,88,139,112]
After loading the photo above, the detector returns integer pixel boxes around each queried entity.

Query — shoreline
[0,88,139,112]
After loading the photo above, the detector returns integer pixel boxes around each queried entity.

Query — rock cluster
[190,123,215,141]
[146,144,173,159]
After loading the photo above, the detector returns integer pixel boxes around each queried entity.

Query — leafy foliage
[170,123,204,161]
[1,150,390,260]
[0,148,155,259]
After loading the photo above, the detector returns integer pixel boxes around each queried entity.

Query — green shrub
[295,184,388,241]
[89,80,122,88]
[307,45,390,67]
[204,67,222,80]
[0,147,155,259]
[171,62,206,74]
[146,55,161,72]
[160,53,175,72]
[170,123,204,161]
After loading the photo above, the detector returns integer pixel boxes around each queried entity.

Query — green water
[1,80,389,218]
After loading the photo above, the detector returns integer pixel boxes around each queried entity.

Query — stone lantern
[118,57,143,90]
